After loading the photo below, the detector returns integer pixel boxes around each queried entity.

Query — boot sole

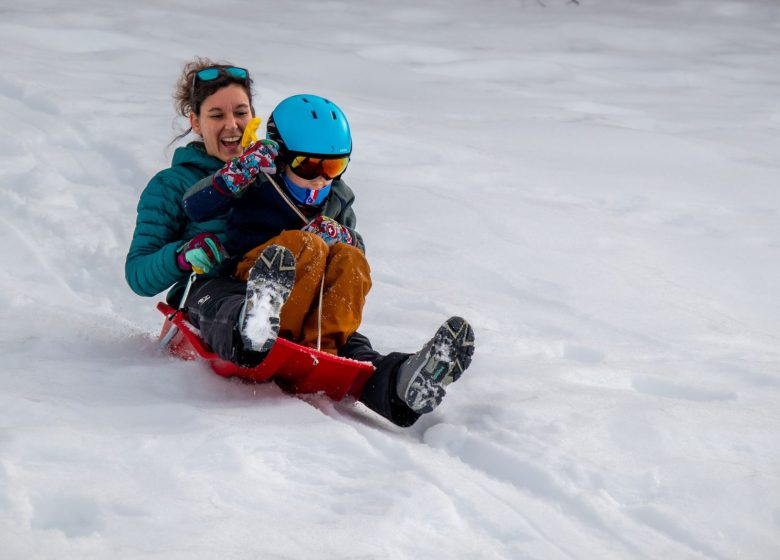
[404,316,475,414]
[241,245,296,353]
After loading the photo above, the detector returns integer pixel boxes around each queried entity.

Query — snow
[1,0,779,558]
[242,287,279,351]
[243,270,288,353]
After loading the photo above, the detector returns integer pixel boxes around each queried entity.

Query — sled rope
[263,172,308,223]
[263,171,326,351]
[317,274,325,351]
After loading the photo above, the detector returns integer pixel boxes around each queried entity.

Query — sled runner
[156,302,375,401]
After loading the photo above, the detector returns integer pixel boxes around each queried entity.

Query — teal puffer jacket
[125,142,227,299]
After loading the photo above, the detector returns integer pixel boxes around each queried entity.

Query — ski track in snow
[1,0,780,558]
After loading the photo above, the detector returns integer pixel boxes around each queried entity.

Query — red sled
[156,302,375,401]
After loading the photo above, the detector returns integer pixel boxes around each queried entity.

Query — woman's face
[190,83,252,162]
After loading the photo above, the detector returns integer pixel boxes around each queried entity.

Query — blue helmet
[267,94,352,157]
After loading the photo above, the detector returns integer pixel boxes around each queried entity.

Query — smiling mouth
[221,136,241,150]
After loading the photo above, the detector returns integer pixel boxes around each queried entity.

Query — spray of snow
[242,285,283,349]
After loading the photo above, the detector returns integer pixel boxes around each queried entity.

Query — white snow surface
[1,0,779,558]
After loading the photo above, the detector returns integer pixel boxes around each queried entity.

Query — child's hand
[214,140,279,197]
[302,215,354,247]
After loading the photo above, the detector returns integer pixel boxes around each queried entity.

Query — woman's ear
[189,111,201,135]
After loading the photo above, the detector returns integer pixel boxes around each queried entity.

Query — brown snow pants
[234,230,372,354]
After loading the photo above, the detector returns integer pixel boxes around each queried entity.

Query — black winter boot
[396,317,475,414]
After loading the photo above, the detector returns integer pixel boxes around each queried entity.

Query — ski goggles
[288,154,350,180]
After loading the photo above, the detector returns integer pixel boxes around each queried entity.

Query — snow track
[1,0,779,558]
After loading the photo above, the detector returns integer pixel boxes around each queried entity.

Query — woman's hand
[214,139,279,197]
[176,233,226,274]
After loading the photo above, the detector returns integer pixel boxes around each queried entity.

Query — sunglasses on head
[288,154,350,181]
[193,65,249,86]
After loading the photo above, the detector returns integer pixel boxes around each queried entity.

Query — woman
[125,58,474,426]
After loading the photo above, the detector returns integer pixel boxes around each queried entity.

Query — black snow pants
[183,277,421,428]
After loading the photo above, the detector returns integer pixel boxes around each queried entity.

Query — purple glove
[302,215,355,247]
[214,139,279,197]
[176,233,226,274]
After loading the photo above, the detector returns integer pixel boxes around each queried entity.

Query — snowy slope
[1,0,779,558]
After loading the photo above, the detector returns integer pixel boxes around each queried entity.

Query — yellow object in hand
[241,117,263,149]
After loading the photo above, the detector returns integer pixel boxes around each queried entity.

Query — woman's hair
[171,57,254,142]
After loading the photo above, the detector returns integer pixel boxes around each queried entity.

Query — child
[183,94,369,355]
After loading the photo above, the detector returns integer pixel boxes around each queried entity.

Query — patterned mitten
[214,139,279,196]
[302,215,354,247]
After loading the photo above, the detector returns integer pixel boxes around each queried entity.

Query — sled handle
[158,272,198,352]
[177,272,198,311]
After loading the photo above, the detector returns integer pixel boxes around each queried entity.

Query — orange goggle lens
[289,155,350,180]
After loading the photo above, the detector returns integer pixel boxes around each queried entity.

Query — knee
[277,230,329,255]
[302,231,330,253]
[331,243,370,270]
